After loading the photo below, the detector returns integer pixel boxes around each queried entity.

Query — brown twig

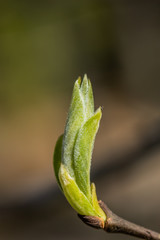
[78,201,160,240]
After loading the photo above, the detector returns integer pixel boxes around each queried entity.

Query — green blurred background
[0,0,160,239]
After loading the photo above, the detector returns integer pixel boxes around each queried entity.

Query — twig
[78,201,160,240]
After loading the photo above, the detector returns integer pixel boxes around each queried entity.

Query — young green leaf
[73,108,102,200]
[62,78,85,177]
[59,164,97,216]
[91,183,106,220]
[53,134,63,189]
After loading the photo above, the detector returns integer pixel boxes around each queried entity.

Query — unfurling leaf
[53,75,106,223]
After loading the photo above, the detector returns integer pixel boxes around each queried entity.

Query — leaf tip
[76,77,81,86]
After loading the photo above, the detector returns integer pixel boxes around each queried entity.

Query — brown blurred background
[0,0,160,239]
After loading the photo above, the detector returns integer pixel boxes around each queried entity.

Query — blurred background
[0,0,160,239]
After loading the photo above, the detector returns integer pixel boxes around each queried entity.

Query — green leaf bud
[53,75,106,223]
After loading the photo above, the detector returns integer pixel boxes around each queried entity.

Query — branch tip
[78,201,160,240]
